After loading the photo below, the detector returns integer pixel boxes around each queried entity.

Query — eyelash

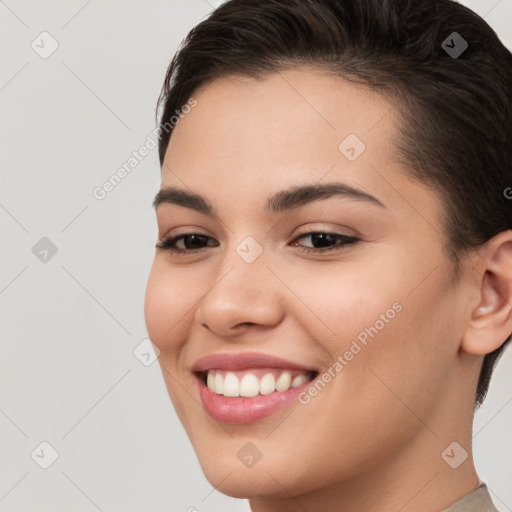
[155,231,359,255]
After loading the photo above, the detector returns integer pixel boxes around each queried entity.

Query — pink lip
[192,352,319,424]
[192,351,318,372]
[195,373,316,425]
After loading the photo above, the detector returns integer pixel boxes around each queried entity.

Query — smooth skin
[144,67,512,512]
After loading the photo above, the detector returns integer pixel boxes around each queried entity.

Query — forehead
[161,68,439,223]
[167,68,398,161]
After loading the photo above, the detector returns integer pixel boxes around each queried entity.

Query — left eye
[156,231,360,255]
[291,232,359,254]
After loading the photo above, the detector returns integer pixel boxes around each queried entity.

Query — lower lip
[196,373,316,425]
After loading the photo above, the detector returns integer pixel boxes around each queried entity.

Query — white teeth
[204,369,313,397]
[207,372,215,392]
[259,373,275,395]
[214,372,224,395]
[275,371,292,391]
[223,372,239,397]
[240,373,260,397]
[291,374,309,387]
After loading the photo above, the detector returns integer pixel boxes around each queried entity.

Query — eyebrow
[152,182,386,215]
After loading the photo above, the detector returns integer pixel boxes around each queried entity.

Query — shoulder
[444,484,499,512]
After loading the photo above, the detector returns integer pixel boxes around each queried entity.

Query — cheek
[144,260,201,426]
[277,263,454,475]
[291,256,405,352]
[144,259,194,348]
[306,252,455,408]
[339,262,460,423]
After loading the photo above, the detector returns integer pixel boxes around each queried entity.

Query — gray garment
[445,484,498,512]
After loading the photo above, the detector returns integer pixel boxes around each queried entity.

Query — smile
[192,351,321,424]
[194,368,320,425]
[203,368,316,397]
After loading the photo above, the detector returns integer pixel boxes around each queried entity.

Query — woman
[145,0,512,510]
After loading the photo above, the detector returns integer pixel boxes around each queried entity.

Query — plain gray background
[1,1,511,511]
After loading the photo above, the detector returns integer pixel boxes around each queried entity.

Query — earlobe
[462,230,512,356]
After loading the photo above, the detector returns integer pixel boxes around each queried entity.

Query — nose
[194,255,285,338]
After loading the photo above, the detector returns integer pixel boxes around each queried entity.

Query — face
[144,68,476,500]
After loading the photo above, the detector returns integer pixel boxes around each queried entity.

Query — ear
[461,230,512,356]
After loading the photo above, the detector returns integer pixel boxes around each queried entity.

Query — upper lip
[192,351,318,373]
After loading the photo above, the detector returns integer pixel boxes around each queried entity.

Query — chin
[197,453,319,501]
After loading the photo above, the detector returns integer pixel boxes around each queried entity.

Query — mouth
[195,368,319,397]
[193,368,320,425]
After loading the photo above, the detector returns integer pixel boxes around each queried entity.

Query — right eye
[156,234,218,254]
